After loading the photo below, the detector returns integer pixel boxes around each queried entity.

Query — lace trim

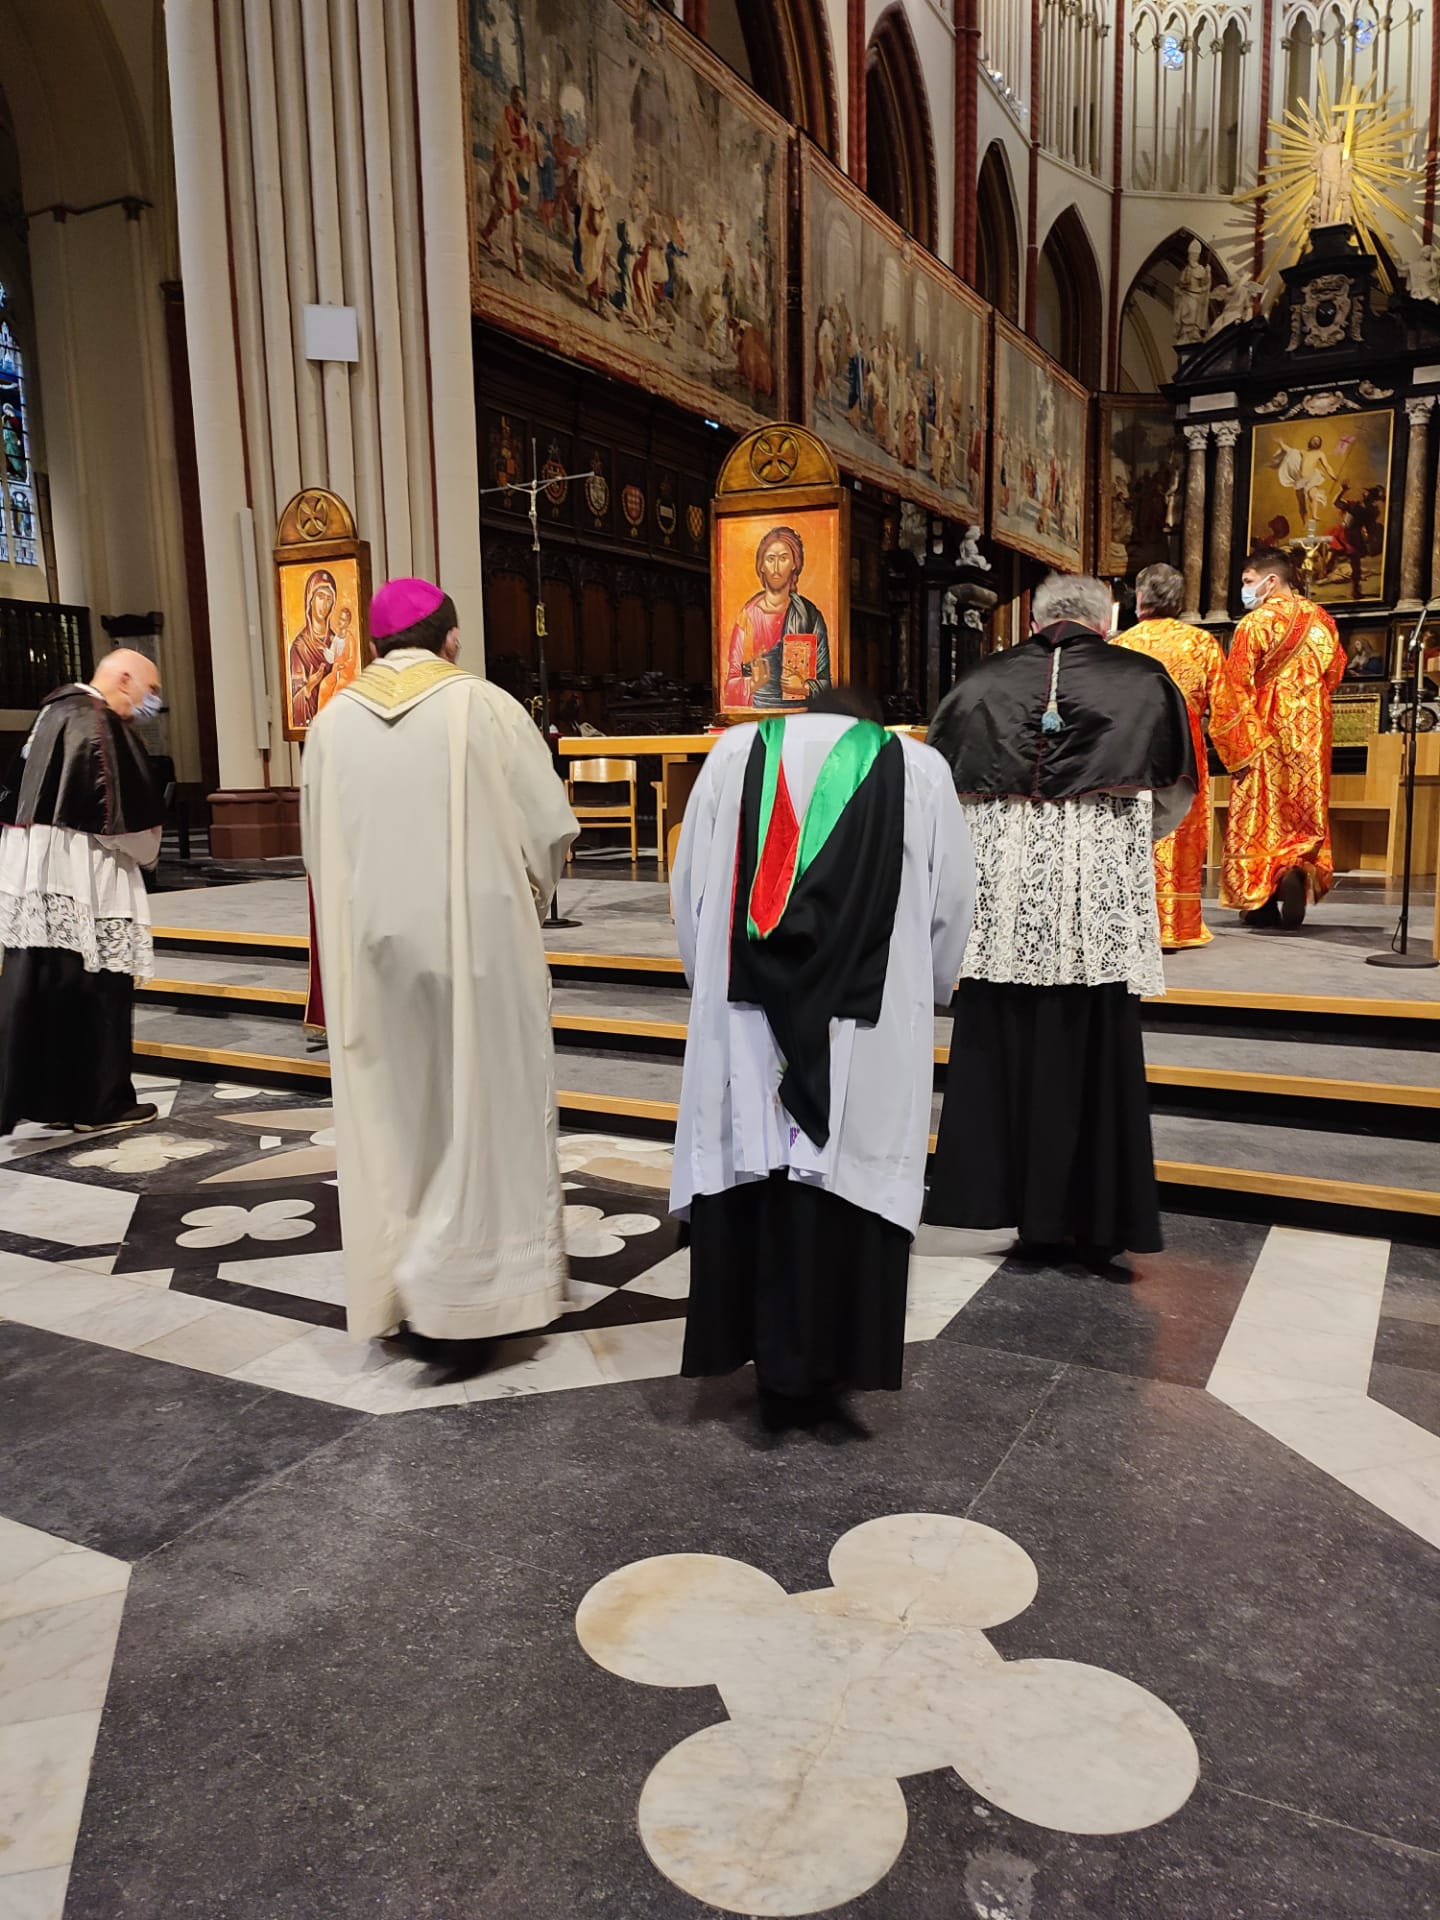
[0,890,154,978]
[960,793,1165,998]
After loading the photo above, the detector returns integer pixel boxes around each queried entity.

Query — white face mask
[1239,577,1271,611]
[133,690,164,721]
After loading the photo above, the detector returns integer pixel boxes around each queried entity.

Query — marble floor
[2,1091,1439,1916]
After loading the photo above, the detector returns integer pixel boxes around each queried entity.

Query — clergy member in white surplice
[302,577,578,1375]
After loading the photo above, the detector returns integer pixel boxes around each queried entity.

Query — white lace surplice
[960,793,1164,999]
[0,823,158,977]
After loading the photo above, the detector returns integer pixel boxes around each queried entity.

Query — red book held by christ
[782,635,817,685]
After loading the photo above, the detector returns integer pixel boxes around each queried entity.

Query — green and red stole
[729,717,904,1149]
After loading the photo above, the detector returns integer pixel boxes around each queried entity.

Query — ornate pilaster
[1400,396,1435,608]
[1181,423,1211,622]
[1205,421,1241,621]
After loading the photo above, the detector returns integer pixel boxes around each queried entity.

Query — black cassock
[0,687,163,1132]
[925,624,1195,1256]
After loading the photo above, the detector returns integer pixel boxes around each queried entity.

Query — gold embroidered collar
[341,654,465,720]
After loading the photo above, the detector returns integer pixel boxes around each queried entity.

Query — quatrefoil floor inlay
[577,1514,1199,1917]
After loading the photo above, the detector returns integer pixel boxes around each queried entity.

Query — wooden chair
[652,780,669,873]
[667,822,684,920]
[566,757,639,863]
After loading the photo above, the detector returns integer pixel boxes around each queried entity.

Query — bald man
[0,648,166,1134]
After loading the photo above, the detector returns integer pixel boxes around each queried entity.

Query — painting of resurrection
[991,319,1089,572]
[1247,408,1394,605]
[802,148,988,521]
[465,0,788,428]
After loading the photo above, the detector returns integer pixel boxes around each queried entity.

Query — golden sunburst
[1233,70,1416,290]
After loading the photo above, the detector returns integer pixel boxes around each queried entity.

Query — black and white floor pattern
[3,1086,1439,1916]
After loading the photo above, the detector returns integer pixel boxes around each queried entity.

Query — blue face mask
[133,691,164,722]
[1239,579,1266,611]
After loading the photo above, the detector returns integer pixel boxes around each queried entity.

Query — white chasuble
[670,718,976,1236]
[301,651,578,1341]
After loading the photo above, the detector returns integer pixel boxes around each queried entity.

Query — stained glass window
[0,283,38,567]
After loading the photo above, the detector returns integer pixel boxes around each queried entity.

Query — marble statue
[957,523,991,571]
[1312,126,1355,228]
[1400,243,1440,305]
[1173,239,1214,346]
[1208,276,1266,338]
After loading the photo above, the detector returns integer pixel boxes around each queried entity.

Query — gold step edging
[150,925,310,952]
[152,925,1440,1018]
[134,1042,1440,1220]
[143,977,308,1008]
[138,998,1440,1112]
[1153,1158,1440,1218]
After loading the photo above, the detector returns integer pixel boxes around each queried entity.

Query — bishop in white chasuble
[301,579,578,1347]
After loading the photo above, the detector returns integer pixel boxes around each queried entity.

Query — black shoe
[391,1323,497,1383]
[73,1103,158,1134]
[757,1385,829,1434]
[429,1338,498,1385]
[812,1392,873,1443]
[1242,898,1282,928]
[1277,868,1308,928]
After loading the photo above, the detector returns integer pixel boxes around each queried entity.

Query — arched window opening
[1280,5,1420,117]
[1119,230,1228,391]
[975,141,1021,320]
[705,0,840,158]
[979,0,1029,117]
[1327,3,1349,94]
[1129,6,1161,188]
[1129,5,1249,195]
[1218,19,1244,193]
[1039,0,1105,173]
[1285,11,1315,112]
[0,285,37,569]
[1036,208,1103,389]
[864,6,937,251]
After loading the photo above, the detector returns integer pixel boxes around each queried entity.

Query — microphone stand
[1367,597,1439,969]
[479,438,595,932]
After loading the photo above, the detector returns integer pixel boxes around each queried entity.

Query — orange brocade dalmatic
[1220,592,1346,914]
[1115,618,1267,948]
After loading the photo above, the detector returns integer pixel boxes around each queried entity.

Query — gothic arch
[1119,228,1228,391]
[975,141,1020,320]
[1036,206,1103,388]
[706,0,840,159]
[864,5,937,251]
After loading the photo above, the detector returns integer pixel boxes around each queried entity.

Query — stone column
[1181,423,1211,622]
[1399,396,1434,609]
[1205,421,1241,621]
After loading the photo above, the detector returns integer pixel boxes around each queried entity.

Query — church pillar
[847,0,866,186]
[1399,396,1434,609]
[1205,421,1240,622]
[954,0,980,281]
[1181,423,1210,623]
[166,0,483,815]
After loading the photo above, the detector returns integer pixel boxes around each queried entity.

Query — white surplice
[301,650,578,1342]
[670,718,975,1236]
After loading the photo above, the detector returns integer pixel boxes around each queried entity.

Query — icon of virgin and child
[723,524,833,710]
[287,566,359,730]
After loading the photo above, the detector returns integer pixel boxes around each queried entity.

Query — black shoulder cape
[11,686,162,835]
[927,623,1195,802]
[729,720,904,1149]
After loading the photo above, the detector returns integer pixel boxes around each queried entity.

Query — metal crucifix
[478,438,596,735]
[478,438,597,929]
